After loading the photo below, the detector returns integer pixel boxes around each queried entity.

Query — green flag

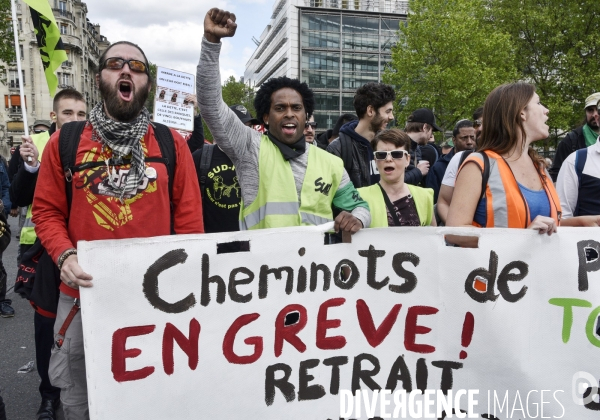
[23,0,68,96]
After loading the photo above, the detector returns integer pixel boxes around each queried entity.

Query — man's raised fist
[204,8,237,43]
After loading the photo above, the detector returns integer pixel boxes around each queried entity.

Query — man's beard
[370,113,386,133]
[99,76,149,122]
[588,116,599,129]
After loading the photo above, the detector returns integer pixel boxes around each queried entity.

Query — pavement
[0,215,64,420]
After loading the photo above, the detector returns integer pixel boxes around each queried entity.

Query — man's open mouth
[282,123,297,136]
[118,81,133,101]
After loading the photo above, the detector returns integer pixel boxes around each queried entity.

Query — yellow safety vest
[358,183,434,227]
[240,136,343,230]
[20,131,50,245]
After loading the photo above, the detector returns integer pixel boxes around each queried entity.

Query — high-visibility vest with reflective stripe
[20,131,51,245]
[461,150,561,228]
[358,183,433,227]
[240,136,343,230]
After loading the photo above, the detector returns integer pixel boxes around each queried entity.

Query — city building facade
[0,0,109,151]
[244,0,407,132]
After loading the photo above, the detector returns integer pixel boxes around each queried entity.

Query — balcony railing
[8,107,23,116]
[53,8,75,22]
[303,0,408,13]
[62,61,73,68]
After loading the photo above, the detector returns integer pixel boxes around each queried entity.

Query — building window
[8,70,20,89]
[59,0,67,12]
[60,24,68,35]
[19,45,24,59]
[342,16,379,51]
[301,51,340,89]
[60,73,71,86]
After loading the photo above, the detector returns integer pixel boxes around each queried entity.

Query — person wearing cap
[426,119,475,203]
[549,92,600,181]
[404,108,442,186]
[32,120,52,134]
[327,82,396,188]
[230,104,260,127]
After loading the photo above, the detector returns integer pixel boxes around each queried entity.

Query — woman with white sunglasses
[358,129,436,227]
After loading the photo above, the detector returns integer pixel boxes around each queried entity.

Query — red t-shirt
[32,123,204,298]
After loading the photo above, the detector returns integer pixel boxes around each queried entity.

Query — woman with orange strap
[447,82,561,244]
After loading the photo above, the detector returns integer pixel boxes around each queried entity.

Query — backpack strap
[573,148,588,217]
[480,151,490,201]
[459,149,489,200]
[339,133,353,174]
[151,122,176,205]
[59,121,87,213]
[199,144,215,197]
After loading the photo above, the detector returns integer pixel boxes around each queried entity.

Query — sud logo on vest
[314,176,332,196]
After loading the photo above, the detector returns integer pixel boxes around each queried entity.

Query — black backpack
[58,121,176,212]
[15,121,178,314]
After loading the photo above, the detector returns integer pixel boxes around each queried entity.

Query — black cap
[230,104,260,126]
[408,108,442,132]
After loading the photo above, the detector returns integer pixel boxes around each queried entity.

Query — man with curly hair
[198,8,370,232]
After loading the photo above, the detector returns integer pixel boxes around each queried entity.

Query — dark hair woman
[447,82,562,245]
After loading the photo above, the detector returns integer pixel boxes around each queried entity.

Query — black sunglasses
[374,150,407,160]
[33,129,47,134]
[101,57,148,74]
[305,121,317,129]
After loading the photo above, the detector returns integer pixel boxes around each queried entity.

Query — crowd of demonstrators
[358,129,435,228]
[12,88,87,420]
[327,82,395,189]
[550,92,600,181]
[3,7,600,420]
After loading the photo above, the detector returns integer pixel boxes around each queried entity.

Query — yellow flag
[23,0,68,96]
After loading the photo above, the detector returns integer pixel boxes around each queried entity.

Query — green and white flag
[23,0,68,96]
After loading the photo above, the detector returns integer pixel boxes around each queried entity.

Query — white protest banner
[154,67,195,132]
[78,227,600,419]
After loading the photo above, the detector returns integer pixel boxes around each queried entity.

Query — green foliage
[385,0,600,144]
[384,0,517,133]
[0,0,17,84]
[203,75,256,141]
[495,0,600,135]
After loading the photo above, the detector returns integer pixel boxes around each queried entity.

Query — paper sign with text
[79,227,600,419]
[153,67,195,132]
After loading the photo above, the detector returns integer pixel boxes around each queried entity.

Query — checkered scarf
[88,102,150,201]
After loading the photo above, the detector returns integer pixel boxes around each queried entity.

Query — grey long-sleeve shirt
[197,37,370,228]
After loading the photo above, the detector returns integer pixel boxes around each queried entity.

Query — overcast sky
[82,0,271,83]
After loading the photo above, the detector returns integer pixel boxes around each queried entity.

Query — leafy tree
[203,75,255,141]
[384,0,517,134]
[0,0,17,83]
[494,0,600,150]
